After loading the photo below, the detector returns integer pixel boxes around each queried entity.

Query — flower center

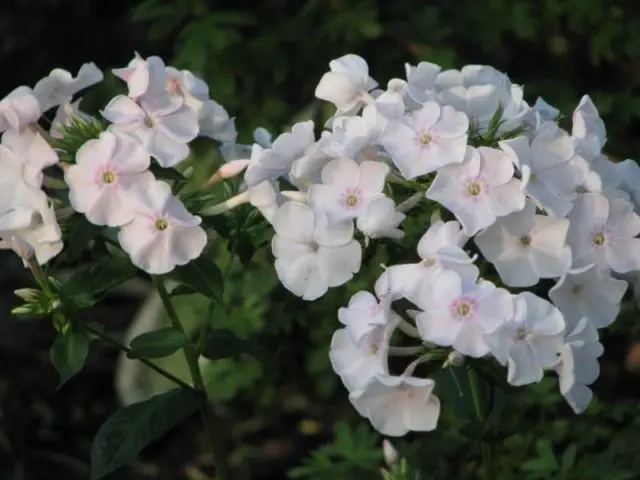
[519,234,531,246]
[422,257,436,267]
[144,115,155,128]
[340,188,362,209]
[576,185,588,194]
[154,218,168,231]
[515,327,530,341]
[419,132,432,145]
[451,297,475,320]
[102,171,116,184]
[370,343,378,355]
[345,195,358,207]
[572,284,583,295]
[592,232,606,246]
[467,182,482,196]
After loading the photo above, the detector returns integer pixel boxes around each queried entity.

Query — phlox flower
[413,268,513,357]
[34,62,103,112]
[379,101,468,180]
[556,318,603,414]
[338,290,392,345]
[0,127,58,188]
[475,199,571,287]
[549,263,627,330]
[483,292,565,386]
[387,61,441,109]
[566,192,640,273]
[315,54,378,119]
[112,54,167,99]
[307,158,389,223]
[0,87,41,133]
[118,180,207,274]
[271,201,361,301]
[102,92,199,167]
[50,99,93,139]
[426,146,525,236]
[66,131,154,226]
[330,317,397,391]
[355,196,405,242]
[349,374,440,437]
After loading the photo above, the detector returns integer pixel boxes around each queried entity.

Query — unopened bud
[280,190,308,203]
[396,192,423,213]
[199,191,251,215]
[383,439,398,468]
[182,166,194,179]
[445,350,465,367]
[14,288,40,302]
[205,159,250,187]
[12,305,34,316]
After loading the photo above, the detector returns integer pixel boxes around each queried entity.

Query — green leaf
[127,327,187,359]
[50,329,91,387]
[60,255,137,311]
[169,256,224,304]
[91,389,202,479]
[149,164,185,182]
[201,329,252,360]
[59,214,102,264]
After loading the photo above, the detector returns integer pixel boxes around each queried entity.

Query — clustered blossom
[209,53,640,436]
[5,50,640,439]
[0,53,236,274]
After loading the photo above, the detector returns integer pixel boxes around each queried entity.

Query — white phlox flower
[66,131,154,226]
[524,97,560,129]
[315,54,378,120]
[0,186,63,266]
[338,290,393,345]
[0,87,41,133]
[112,53,167,99]
[566,192,640,273]
[0,127,58,188]
[413,268,513,357]
[475,199,571,287]
[50,99,94,139]
[426,146,525,236]
[389,61,441,109]
[307,158,389,223]
[377,220,477,304]
[378,101,468,180]
[118,180,207,274]
[330,316,398,391]
[244,121,315,187]
[500,122,585,217]
[34,62,103,112]
[483,292,565,386]
[349,373,440,437]
[356,196,405,242]
[556,317,603,414]
[102,92,199,167]
[571,95,606,158]
[271,201,361,300]
[198,99,237,142]
[614,158,640,209]
[549,263,627,330]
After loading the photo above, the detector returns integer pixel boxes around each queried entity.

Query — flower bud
[205,159,250,187]
[383,439,398,468]
[14,288,40,302]
[445,350,465,367]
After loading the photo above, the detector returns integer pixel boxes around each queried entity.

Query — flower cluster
[0,54,235,274]
[212,55,640,436]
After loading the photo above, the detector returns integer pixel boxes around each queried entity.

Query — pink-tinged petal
[109,132,151,173]
[145,56,168,97]
[453,324,491,357]
[320,158,360,188]
[307,184,344,221]
[415,310,460,347]
[148,130,190,167]
[313,214,354,247]
[0,87,41,131]
[2,127,58,172]
[101,95,145,124]
[156,105,199,143]
[507,344,543,386]
[606,238,640,273]
[357,160,389,197]
[404,389,440,432]
[478,147,514,185]
[317,240,362,287]
[275,254,327,300]
[499,136,533,170]
[272,201,315,243]
[411,101,441,130]
[75,132,116,168]
[488,179,526,218]
[315,72,359,108]
[166,225,207,267]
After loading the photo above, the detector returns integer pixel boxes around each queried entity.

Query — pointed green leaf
[90,388,202,479]
[169,256,223,304]
[127,327,187,359]
[50,329,91,387]
[201,329,252,360]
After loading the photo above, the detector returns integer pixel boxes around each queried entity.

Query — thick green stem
[467,368,496,480]
[152,276,231,480]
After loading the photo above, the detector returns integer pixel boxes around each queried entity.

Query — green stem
[152,276,231,480]
[467,368,496,480]
[83,323,191,390]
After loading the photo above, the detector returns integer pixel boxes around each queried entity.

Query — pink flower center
[154,217,169,231]
[340,188,362,209]
[464,177,489,201]
[414,130,433,148]
[514,326,532,342]
[96,165,119,186]
[167,78,180,94]
[450,296,475,320]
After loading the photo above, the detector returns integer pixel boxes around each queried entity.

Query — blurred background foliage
[2,0,640,479]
